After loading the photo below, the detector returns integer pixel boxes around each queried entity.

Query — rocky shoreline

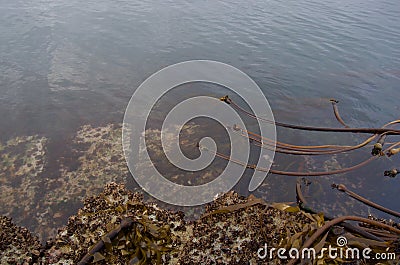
[0,182,309,264]
[1,123,399,264]
[1,182,399,265]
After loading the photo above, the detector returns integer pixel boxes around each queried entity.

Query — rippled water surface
[1,0,399,240]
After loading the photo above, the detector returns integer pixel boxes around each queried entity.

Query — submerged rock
[1,123,399,264]
[0,135,47,240]
[0,124,132,242]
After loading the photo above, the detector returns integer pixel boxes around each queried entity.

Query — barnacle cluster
[43,182,185,264]
[182,192,313,265]
[0,216,41,264]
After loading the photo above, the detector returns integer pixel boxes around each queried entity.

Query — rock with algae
[175,192,312,265]
[42,183,315,265]
[0,124,131,242]
[2,182,398,264]
[42,182,185,264]
[44,124,129,206]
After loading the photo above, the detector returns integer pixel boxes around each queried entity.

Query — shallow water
[0,0,399,240]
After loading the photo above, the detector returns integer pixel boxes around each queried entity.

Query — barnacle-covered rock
[3,181,399,264]
[43,184,315,265]
[43,182,185,264]
[175,191,313,265]
[0,216,41,264]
